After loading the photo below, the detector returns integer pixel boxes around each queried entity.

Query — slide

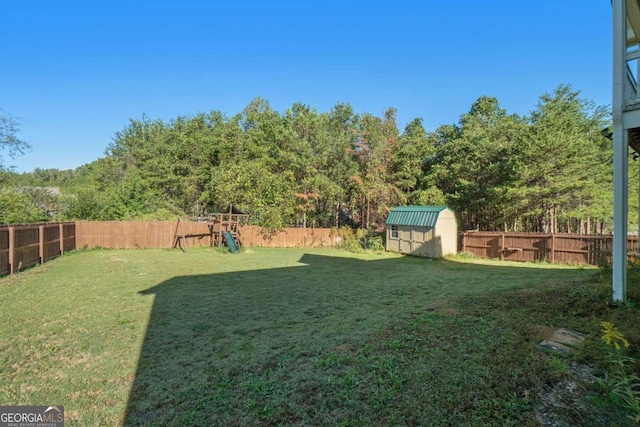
[222,231,240,253]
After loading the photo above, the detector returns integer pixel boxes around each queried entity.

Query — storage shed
[385,206,457,258]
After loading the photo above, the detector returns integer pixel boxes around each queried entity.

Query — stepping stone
[539,328,586,355]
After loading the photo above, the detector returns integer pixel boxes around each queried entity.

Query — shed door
[401,239,411,254]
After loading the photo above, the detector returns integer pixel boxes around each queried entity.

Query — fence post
[551,234,555,264]
[59,223,64,255]
[39,225,45,264]
[8,226,15,274]
[500,233,505,261]
[462,232,466,253]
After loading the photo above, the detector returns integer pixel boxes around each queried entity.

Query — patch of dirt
[425,302,459,316]
[333,343,357,353]
[535,363,606,427]
[533,327,616,425]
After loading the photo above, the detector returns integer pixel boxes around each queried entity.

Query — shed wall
[386,225,438,257]
[385,208,457,258]
[435,211,458,256]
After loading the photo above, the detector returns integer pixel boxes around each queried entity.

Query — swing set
[173,205,248,253]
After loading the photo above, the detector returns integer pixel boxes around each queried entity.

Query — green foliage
[9,86,616,232]
[0,188,42,224]
[521,84,611,233]
[336,226,385,253]
[366,234,385,251]
[204,160,295,228]
[337,226,363,253]
[0,109,30,168]
[60,188,103,220]
[431,85,611,232]
[408,186,446,206]
[20,187,62,219]
[137,208,183,221]
[598,322,640,422]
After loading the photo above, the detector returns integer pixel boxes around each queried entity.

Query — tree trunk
[543,206,551,234]
[366,195,370,229]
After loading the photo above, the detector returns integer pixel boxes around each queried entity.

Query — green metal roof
[385,206,448,227]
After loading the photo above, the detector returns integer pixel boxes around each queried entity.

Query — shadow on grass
[122,253,600,426]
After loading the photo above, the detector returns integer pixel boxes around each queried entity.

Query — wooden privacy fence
[460,231,638,265]
[7,221,633,274]
[0,222,76,275]
[75,221,339,249]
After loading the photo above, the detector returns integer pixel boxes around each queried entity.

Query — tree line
[1,84,630,233]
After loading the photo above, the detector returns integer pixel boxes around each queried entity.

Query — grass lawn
[0,247,638,426]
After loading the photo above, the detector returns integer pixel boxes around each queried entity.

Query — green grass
[0,247,637,426]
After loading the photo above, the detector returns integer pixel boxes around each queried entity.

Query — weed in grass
[549,354,570,375]
[596,322,640,423]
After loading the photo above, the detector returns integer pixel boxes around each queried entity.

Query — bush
[337,226,385,253]
[0,188,42,224]
[338,226,362,253]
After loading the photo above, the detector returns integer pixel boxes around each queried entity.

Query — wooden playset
[173,205,248,253]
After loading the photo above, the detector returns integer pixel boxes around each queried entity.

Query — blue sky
[1,1,612,172]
